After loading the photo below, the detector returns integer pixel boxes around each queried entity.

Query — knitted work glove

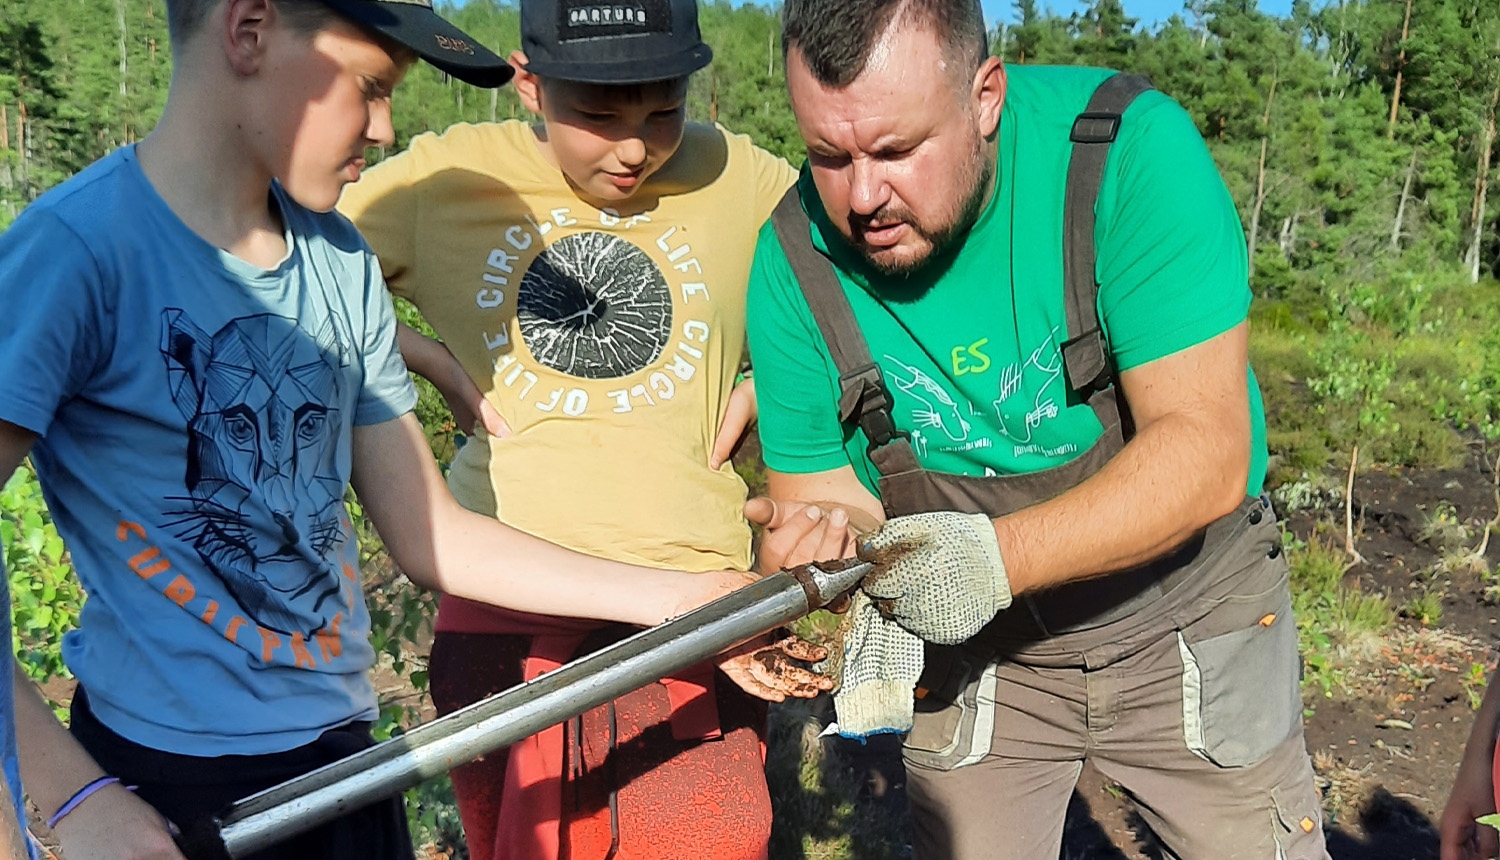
[827,590,926,739]
[857,511,1012,646]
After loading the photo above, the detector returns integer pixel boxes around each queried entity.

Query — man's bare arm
[1,420,185,860]
[351,414,754,627]
[993,323,1252,595]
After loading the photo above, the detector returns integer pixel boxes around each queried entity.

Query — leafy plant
[1288,530,1394,696]
[2,464,84,684]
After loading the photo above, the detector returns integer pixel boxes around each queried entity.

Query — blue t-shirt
[0,146,418,756]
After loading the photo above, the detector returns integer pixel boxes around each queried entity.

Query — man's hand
[53,785,185,860]
[710,377,756,470]
[857,511,1012,645]
[718,633,831,702]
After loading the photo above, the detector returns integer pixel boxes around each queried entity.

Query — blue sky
[982,0,1294,25]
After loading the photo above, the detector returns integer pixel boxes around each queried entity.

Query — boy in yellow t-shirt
[337,1,811,858]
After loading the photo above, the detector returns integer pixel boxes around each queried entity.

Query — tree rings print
[517,232,673,379]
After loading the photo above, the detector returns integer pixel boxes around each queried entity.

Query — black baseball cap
[521,0,713,85]
[317,0,516,89]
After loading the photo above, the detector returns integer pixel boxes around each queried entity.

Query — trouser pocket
[903,645,994,771]
[1176,559,1302,768]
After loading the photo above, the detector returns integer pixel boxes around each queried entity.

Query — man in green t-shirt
[743,1,1331,858]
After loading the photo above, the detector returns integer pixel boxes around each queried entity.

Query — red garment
[429,623,771,860]
[1493,741,1500,819]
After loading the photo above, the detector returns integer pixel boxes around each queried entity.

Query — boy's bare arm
[1441,674,1500,860]
[0,769,24,860]
[1,421,184,860]
[395,322,508,438]
[350,414,756,626]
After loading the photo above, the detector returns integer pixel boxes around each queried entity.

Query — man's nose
[848,158,891,216]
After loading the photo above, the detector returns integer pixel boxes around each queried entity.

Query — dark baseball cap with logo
[520,0,713,85]
[316,0,515,89]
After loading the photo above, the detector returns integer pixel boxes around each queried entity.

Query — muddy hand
[718,633,832,702]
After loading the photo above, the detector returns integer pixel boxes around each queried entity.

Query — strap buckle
[1070,112,1122,144]
[838,363,908,452]
[1059,329,1114,395]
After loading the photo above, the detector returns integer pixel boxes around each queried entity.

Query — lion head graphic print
[160,309,350,639]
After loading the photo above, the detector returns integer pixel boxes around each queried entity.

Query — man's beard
[843,145,994,278]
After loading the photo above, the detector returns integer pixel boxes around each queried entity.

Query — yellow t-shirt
[339,121,797,576]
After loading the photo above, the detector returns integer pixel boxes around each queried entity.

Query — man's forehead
[788,46,954,149]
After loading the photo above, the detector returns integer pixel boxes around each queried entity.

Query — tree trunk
[709,70,719,124]
[116,0,130,142]
[1248,68,1278,277]
[1469,63,1500,283]
[1249,137,1269,275]
[17,101,27,198]
[1470,115,1495,283]
[1279,212,1299,257]
[1387,0,1412,139]
[490,87,498,124]
[1391,148,1417,252]
[116,0,128,97]
[1,104,8,152]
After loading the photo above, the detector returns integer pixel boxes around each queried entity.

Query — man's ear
[973,56,1006,139]
[222,0,277,77]
[510,50,544,115]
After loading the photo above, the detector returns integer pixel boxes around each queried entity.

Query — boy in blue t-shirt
[0,1,755,858]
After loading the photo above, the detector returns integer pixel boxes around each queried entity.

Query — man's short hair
[165,0,338,46]
[782,0,988,88]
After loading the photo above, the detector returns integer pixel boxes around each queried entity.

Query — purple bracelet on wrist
[45,776,136,830]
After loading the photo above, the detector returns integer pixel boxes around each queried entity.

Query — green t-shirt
[747,66,1268,498]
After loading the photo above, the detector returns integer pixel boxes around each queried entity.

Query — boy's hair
[537,75,692,106]
[165,0,338,46]
[782,0,988,88]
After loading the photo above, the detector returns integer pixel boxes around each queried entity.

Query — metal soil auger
[174,560,872,860]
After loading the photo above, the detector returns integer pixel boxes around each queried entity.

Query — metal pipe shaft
[188,561,869,859]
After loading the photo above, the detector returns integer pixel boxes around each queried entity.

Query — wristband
[45,776,136,830]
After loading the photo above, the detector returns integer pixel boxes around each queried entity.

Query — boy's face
[521,71,690,206]
[248,15,412,212]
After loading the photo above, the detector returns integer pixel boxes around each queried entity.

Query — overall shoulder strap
[769,187,908,457]
[1060,72,1154,398]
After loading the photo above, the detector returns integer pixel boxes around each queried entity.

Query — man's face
[250,17,411,212]
[527,75,690,208]
[787,24,1003,276]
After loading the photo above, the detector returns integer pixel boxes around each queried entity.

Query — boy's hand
[435,354,510,440]
[745,498,879,575]
[395,322,510,439]
[54,784,185,860]
[718,633,831,702]
[710,377,756,469]
[1440,734,1500,860]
